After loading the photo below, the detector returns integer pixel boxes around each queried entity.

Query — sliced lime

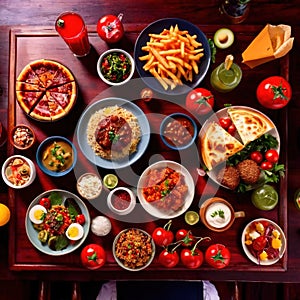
[184,211,199,225]
[103,174,118,189]
[251,184,278,211]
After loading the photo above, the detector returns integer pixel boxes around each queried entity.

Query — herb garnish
[109,131,120,143]
[211,209,225,219]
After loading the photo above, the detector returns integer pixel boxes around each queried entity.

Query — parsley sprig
[211,209,225,219]
[108,131,120,144]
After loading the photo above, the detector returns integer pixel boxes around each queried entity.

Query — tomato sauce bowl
[107,187,136,215]
[160,113,197,150]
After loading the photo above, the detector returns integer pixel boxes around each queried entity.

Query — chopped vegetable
[101,52,131,83]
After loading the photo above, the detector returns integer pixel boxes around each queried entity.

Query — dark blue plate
[134,18,211,95]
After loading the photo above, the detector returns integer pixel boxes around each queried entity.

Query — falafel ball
[217,165,240,190]
[236,159,261,184]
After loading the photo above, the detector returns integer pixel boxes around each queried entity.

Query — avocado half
[213,28,234,49]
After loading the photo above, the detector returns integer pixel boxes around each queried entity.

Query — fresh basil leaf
[55,235,69,251]
[49,191,63,206]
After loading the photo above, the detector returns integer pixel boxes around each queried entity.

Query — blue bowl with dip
[36,136,77,177]
[160,113,197,150]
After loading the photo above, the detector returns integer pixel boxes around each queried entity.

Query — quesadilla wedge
[201,122,244,170]
[228,107,275,145]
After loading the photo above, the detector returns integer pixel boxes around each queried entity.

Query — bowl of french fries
[134,18,211,95]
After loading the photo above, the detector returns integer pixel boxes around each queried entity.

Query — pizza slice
[16,91,44,114]
[228,107,275,145]
[48,81,77,95]
[16,81,41,91]
[50,64,75,87]
[47,95,66,121]
[200,122,244,170]
[30,60,60,88]
[29,94,52,121]
[47,91,76,115]
[16,64,44,87]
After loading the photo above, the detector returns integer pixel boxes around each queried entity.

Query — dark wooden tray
[7,24,288,279]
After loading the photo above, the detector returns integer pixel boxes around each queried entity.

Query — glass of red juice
[55,12,90,57]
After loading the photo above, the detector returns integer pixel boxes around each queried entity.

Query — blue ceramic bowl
[36,136,77,177]
[160,113,197,150]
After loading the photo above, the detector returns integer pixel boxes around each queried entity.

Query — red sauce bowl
[160,113,197,150]
[107,187,136,215]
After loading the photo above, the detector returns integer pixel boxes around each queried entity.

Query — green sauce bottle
[210,54,242,93]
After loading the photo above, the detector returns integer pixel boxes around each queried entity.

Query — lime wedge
[103,174,118,189]
[184,211,199,225]
[251,185,278,211]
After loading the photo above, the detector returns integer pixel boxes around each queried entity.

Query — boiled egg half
[29,204,47,224]
[66,223,84,241]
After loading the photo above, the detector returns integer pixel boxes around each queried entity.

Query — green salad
[101,52,131,83]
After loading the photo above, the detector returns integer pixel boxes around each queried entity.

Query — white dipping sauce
[205,202,232,228]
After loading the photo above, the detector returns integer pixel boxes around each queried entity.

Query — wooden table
[1,0,300,285]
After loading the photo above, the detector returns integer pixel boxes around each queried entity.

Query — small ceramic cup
[107,187,136,215]
[199,197,245,232]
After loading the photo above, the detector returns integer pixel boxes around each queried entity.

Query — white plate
[76,97,150,169]
[25,189,90,256]
[137,160,195,219]
[241,218,286,265]
[199,106,280,190]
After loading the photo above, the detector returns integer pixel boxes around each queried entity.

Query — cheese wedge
[242,25,274,63]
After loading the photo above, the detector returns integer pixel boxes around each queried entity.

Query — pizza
[228,107,275,145]
[200,122,244,170]
[16,59,77,122]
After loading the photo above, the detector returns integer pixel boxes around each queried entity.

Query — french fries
[139,24,204,90]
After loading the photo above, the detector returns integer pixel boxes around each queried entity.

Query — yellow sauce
[42,141,73,172]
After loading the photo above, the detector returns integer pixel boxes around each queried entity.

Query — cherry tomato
[76,214,85,225]
[265,149,279,163]
[175,229,194,247]
[158,249,179,268]
[219,117,232,130]
[185,88,214,116]
[250,151,263,164]
[180,248,204,269]
[39,197,51,209]
[227,124,236,135]
[260,161,273,170]
[152,221,174,247]
[252,235,267,251]
[256,76,292,109]
[97,14,124,43]
[80,244,106,270]
[205,244,231,269]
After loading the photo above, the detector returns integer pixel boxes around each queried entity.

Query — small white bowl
[77,173,102,200]
[107,187,136,215]
[97,48,135,86]
[1,155,36,189]
[242,218,286,265]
